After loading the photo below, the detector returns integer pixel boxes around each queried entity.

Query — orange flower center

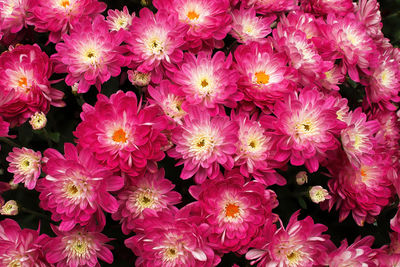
[187,11,199,20]
[18,77,27,87]
[225,203,240,217]
[112,129,128,143]
[255,71,270,84]
[61,0,70,7]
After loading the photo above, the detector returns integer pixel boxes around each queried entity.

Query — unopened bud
[128,70,151,87]
[1,200,18,215]
[29,112,47,130]
[9,179,18,190]
[296,171,308,185]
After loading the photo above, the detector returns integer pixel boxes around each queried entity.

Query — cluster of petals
[246,210,330,266]
[0,44,65,127]
[154,0,232,51]
[52,15,126,93]
[264,89,345,172]
[172,51,242,115]
[243,0,298,14]
[45,225,113,267]
[0,218,50,266]
[301,0,354,16]
[189,173,278,254]
[6,147,42,190]
[112,168,181,234]
[0,0,33,43]
[125,209,220,267]
[74,90,169,175]
[28,0,106,43]
[168,107,238,184]
[37,143,124,231]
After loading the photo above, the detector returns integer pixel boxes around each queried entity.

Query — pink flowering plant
[1,0,400,266]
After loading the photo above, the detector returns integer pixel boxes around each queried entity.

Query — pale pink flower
[52,15,126,93]
[6,147,42,190]
[230,7,276,44]
[106,6,134,32]
[309,185,331,204]
[112,169,181,234]
[168,107,238,184]
[173,51,242,115]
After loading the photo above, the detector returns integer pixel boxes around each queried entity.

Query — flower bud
[309,186,331,204]
[29,112,47,130]
[1,200,18,215]
[296,171,308,185]
[128,70,151,87]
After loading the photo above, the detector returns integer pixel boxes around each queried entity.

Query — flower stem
[0,137,20,148]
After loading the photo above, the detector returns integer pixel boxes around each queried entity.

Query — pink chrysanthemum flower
[74,91,169,175]
[233,111,286,186]
[28,0,106,43]
[244,0,298,14]
[356,0,384,44]
[37,143,124,231]
[190,174,278,254]
[323,236,378,266]
[273,23,332,85]
[148,80,187,125]
[233,41,295,111]
[112,169,181,234]
[45,225,113,267]
[301,0,353,16]
[168,107,238,184]
[267,89,345,173]
[321,13,378,82]
[0,44,65,127]
[369,109,400,153]
[318,64,344,91]
[326,153,394,226]
[154,0,231,51]
[365,49,400,109]
[173,51,242,115]
[230,7,276,44]
[6,147,42,190]
[0,0,33,37]
[127,8,184,83]
[52,16,125,93]
[340,107,380,167]
[125,210,220,267]
[0,218,50,266]
[106,6,134,32]
[246,210,329,266]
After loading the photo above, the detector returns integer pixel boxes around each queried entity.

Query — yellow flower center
[286,250,302,265]
[187,11,199,20]
[225,203,240,218]
[201,79,208,88]
[112,129,128,143]
[66,184,80,196]
[255,71,270,85]
[8,260,22,267]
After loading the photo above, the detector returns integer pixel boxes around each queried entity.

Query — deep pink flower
[147,80,187,125]
[0,0,33,36]
[0,116,12,152]
[173,51,242,115]
[125,209,220,267]
[0,218,50,266]
[244,0,298,14]
[6,147,42,190]
[37,143,124,231]
[233,41,295,111]
[301,0,353,16]
[0,44,65,127]
[106,6,134,32]
[320,13,378,82]
[112,169,181,234]
[190,174,278,254]
[356,0,384,44]
[369,109,400,153]
[52,16,126,93]
[168,107,238,184]
[323,236,378,266]
[74,90,169,176]
[232,111,286,186]
[127,8,184,83]
[28,0,106,43]
[154,0,231,51]
[326,152,395,226]
[340,107,380,167]
[246,210,330,266]
[230,7,276,44]
[45,225,113,267]
[266,89,345,173]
